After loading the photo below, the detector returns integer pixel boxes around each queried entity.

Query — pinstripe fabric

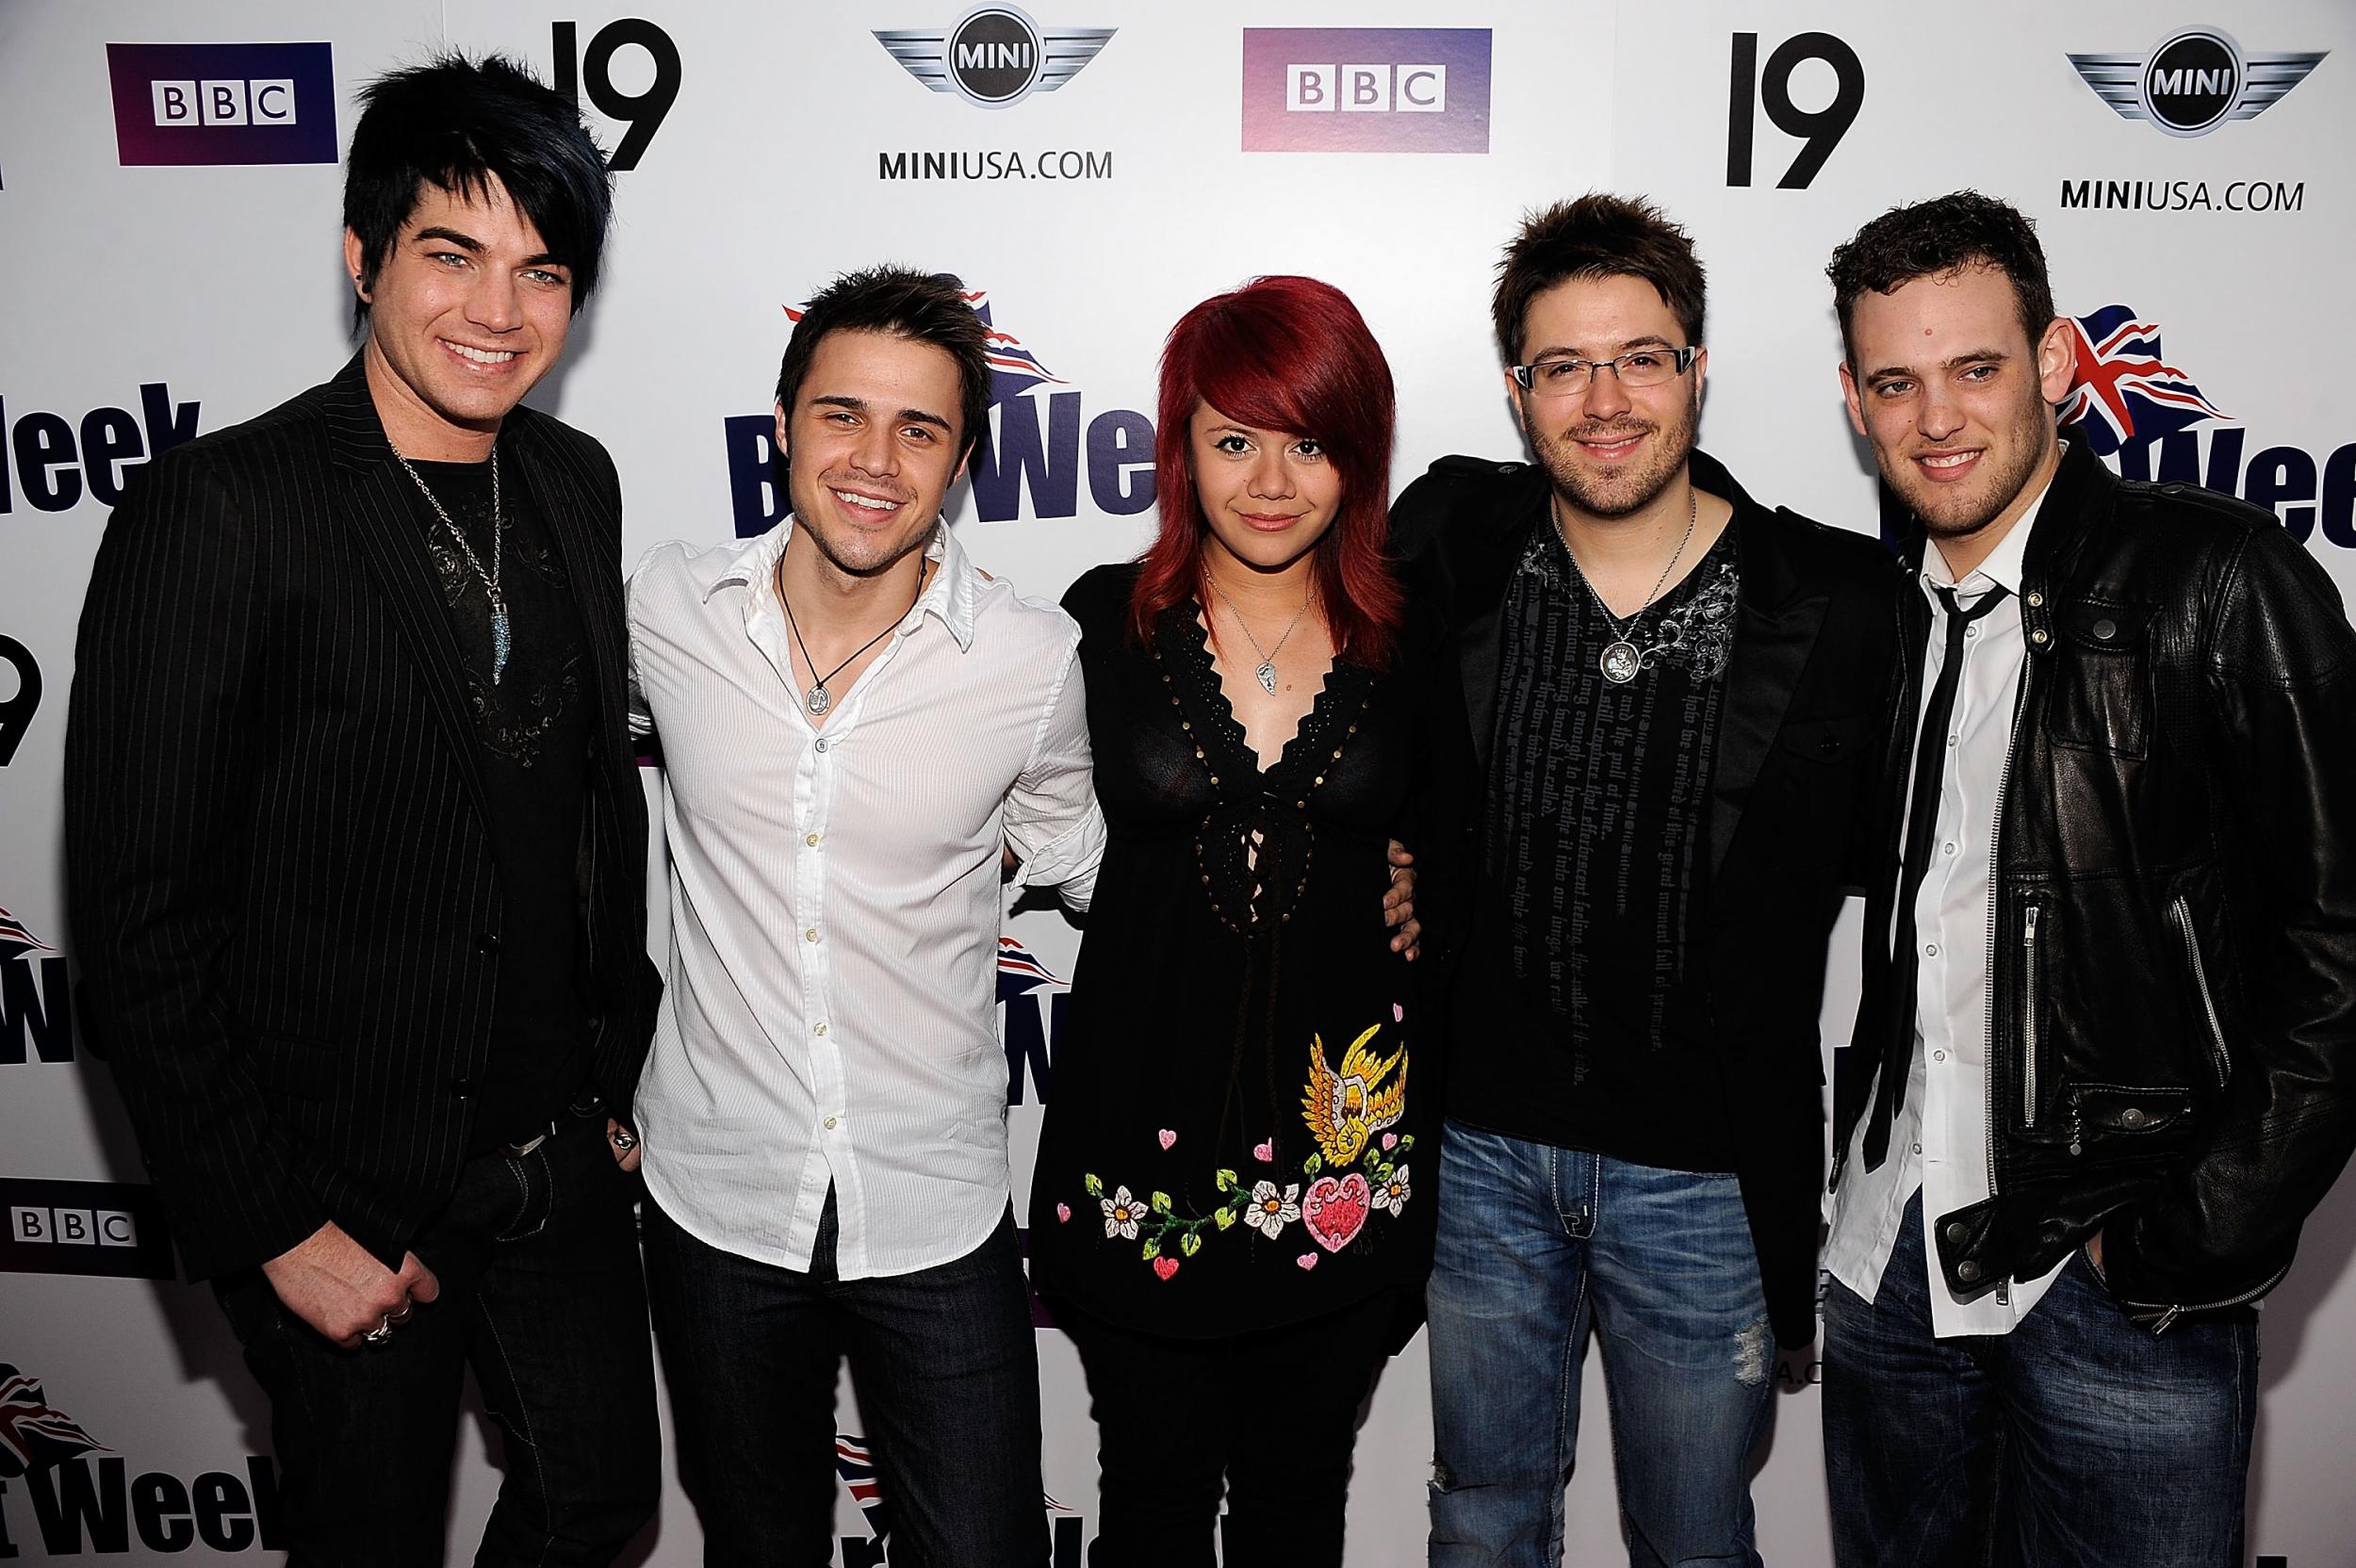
[64,355,659,1282]
[627,517,1104,1281]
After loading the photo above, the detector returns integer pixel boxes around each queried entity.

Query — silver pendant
[489,606,511,687]
[805,683,832,717]
[1599,641,1641,684]
[1254,660,1278,695]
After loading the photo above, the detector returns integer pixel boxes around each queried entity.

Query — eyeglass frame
[1508,344,1701,396]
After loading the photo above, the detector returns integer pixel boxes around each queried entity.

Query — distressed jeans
[1427,1121,1775,1568]
[1823,1190,2257,1567]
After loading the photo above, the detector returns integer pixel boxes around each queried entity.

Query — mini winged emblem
[2068,28,2326,138]
[875,8,1116,109]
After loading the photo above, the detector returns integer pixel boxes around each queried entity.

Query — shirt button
[1933,1050,1947,1062]
[1942,841,1957,856]
[805,927,820,943]
[1912,1141,1922,1155]
[806,832,821,847]
[1965,624,1981,638]
[1923,942,1939,957]
[813,1021,828,1037]
[815,738,829,753]
[1947,734,1959,747]
[824,1116,839,1130]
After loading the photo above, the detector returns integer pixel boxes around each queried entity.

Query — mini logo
[2068,29,2326,138]
[874,8,1115,108]
[0,1179,175,1280]
[106,42,337,166]
[2059,306,2232,456]
[0,1364,106,1478]
[1243,28,1492,154]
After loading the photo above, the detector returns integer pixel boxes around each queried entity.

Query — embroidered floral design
[1243,1181,1301,1239]
[1101,1186,1142,1241]
[1301,1023,1407,1167]
[1077,1017,1415,1281]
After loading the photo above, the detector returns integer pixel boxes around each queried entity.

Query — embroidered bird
[1301,1023,1407,1168]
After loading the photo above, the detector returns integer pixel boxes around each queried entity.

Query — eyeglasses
[1509,346,1700,397]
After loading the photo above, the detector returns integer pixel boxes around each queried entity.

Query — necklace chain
[1207,580,1313,695]
[776,550,930,718]
[390,441,509,685]
[1553,490,1699,686]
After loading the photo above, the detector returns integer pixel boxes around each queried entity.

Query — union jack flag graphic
[0,1364,106,1478]
[2057,304,2232,458]
[833,1433,893,1543]
[0,906,57,965]
[997,936,1066,1004]
[784,285,1066,408]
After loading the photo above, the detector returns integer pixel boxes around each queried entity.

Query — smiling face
[347,174,572,460]
[776,329,969,580]
[1841,264,2076,559]
[1187,401,1345,578]
[1509,272,1704,522]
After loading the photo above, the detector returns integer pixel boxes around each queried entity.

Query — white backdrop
[4,2,2353,1561]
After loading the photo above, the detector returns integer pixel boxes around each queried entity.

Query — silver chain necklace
[1555,490,1696,684]
[776,555,928,717]
[1208,581,1312,694]
[390,442,509,685]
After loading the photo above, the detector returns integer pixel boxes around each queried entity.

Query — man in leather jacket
[1821,190,2356,1566]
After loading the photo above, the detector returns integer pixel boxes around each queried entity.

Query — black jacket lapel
[1702,456,1830,879]
[319,356,493,829]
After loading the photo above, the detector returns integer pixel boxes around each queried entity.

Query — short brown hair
[1492,194,1707,367]
[1826,191,2056,365]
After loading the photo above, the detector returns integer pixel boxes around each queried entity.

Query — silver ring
[363,1317,395,1345]
[610,1127,638,1152]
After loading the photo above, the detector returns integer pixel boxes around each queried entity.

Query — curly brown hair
[1491,193,1707,368]
[1827,191,2056,364]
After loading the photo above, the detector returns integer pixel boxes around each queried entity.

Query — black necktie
[1863,581,2011,1171]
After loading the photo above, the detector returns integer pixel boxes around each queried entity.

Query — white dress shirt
[626,516,1104,1279]
[1826,471,2067,1337]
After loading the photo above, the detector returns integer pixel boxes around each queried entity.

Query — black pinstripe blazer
[64,355,660,1282]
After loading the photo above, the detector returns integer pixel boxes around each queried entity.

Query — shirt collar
[698,514,979,651]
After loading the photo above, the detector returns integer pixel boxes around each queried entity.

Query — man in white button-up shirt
[626,269,1104,1566]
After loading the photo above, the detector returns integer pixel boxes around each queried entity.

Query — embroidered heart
[1300,1172,1372,1254]
[1382,1133,1399,1152]
[1055,1202,1072,1223]
[1393,1003,1405,1022]
[1296,1253,1319,1270]
[1253,1139,1274,1163]
[1158,1129,1178,1151]
[1153,1257,1181,1282]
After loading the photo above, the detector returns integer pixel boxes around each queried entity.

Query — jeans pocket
[493,1147,556,1242]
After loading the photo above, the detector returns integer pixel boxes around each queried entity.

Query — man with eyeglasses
[1393,193,1899,1566]
[1822,191,2356,1567]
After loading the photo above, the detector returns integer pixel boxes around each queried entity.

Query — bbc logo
[10,1205,141,1248]
[150,77,300,129]
[1285,63,1447,114]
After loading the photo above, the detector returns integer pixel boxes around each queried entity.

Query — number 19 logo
[1726,32,1863,189]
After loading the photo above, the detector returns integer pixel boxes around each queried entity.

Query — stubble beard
[1526,384,1701,521]
[1886,396,2056,544]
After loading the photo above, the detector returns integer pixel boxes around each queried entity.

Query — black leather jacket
[1836,439,2356,1331]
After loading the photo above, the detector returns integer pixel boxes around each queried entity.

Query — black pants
[1056,1288,1402,1568]
[643,1190,1050,1568]
[215,1105,658,1567]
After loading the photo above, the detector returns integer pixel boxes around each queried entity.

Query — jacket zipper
[2168,894,2231,1089]
[2139,1259,2292,1335]
[2021,904,2042,1128]
[1981,659,2034,1305]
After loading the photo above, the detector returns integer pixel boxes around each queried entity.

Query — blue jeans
[1822,1191,2257,1568]
[642,1190,1048,1567]
[215,1103,659,1567]
[1427,1121,1775,1568]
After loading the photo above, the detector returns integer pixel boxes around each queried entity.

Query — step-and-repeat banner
[5,2,2353,1560]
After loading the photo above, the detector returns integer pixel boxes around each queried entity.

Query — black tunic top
[1028,563,1465,1338]
[404,453,595,1151]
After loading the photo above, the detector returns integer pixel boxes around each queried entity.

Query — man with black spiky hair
[67,54,662,1564]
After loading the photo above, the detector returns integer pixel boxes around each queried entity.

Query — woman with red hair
[1029,275,1467,1565]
